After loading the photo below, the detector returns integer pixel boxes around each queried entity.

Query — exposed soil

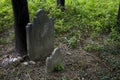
[0,29,120,80]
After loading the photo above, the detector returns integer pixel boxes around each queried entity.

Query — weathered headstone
[46,48,64,73]
[26,9,54,61]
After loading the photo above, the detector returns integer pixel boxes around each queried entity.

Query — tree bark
[57,0,65,11]
[118,5,120,23]
[11,0,29,56]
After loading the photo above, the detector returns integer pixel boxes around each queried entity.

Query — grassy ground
[0,0,120,80]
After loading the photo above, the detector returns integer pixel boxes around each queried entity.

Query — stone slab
[26,9,54,61]
[46,48,64,73]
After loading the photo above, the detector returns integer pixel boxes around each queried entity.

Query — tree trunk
[118,5,120,23]
[11,0,29,56]
[57,0,65,11]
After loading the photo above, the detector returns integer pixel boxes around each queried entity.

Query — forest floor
[0,28,120,80]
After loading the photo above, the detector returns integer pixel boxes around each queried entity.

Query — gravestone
[46,48,64,73]
[26,9,54,61]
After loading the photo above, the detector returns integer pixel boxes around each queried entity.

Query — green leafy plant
[68,36,78,48]
[54,64,64,71]
[84,42,104,52]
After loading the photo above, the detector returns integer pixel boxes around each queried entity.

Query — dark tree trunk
[118,5,120,23]
[57,0,65,11]
[11,0,29,56]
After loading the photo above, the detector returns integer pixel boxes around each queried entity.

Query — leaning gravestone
[46,48,64,73]
[26,9,54,61]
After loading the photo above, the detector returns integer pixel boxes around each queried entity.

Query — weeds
[54,64,64,71]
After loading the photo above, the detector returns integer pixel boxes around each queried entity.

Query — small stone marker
[46,48,64,73]
[26,9,54,61]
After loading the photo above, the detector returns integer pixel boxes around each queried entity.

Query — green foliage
[91,32,100,40]
[62,36,78,48]
[103,28,120,54]
[68,36,78,48]
[27,0,119,35]
[54,64,64,71]
[0,0,13,32]
[84,42,104,52]
[0,0,119,34]
[109,28,120,43]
